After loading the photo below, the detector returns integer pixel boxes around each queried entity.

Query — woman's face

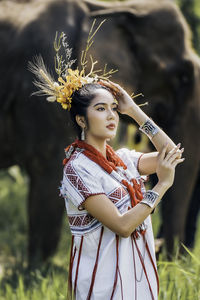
[86,88,119,141]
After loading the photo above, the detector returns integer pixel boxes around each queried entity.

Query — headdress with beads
[28,20,118,111]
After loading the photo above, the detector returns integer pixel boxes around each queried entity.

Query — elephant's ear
[84,6,146,82]
[84,8,145,90]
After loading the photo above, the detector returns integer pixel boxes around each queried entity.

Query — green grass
[0,166,200,299]
[158,245,200,299]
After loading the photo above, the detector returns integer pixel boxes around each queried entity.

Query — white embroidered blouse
[60,147,158,300]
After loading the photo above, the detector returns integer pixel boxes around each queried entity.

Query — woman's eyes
[97,106,118,111]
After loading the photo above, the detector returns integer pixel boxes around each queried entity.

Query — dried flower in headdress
[28,20,117,110]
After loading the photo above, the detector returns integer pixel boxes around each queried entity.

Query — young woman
[60,80,185,300]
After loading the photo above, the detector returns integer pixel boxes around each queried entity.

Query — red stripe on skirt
[86,227,104,300]
[74,236,84,297]
[110,235,119,300]
[68,235,74,292]
[143,235,159,295]
[118,266,124,300]
[131,234,137,300]
[134,237,155,300]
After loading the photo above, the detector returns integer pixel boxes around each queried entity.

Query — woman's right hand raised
[156,143,185,188]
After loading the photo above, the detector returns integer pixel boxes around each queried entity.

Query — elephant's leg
[184,170,200,248]
[161,156,200,257]
[27,163,64,267]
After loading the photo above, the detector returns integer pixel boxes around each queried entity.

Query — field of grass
[0,165,200,300]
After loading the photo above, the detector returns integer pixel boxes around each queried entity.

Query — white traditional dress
[60,147,159,300]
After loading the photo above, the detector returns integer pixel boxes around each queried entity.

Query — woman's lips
[106,124,116,130]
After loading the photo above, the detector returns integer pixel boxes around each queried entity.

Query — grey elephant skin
[0,0,199,265]
[0,0,88,266]
[85,0,200,255]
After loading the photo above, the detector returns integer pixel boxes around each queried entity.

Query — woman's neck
[84,136,107,158]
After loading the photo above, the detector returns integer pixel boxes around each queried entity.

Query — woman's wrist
[139,181,169,211]
[126,103,149,126]
[127,105,160,141]
[153,180,170,194]
[127,105,177,154]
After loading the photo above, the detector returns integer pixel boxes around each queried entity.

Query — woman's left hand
[99,80,136,115]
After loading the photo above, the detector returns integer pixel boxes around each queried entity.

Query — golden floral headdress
[29,20,117,110]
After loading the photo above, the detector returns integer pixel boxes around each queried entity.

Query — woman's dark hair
[70,83,110,139]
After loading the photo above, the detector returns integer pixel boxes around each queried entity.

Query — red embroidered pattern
[65,162,91,199]
[108,186,128,204]
[68,214,94,226]
[68,187,127,228]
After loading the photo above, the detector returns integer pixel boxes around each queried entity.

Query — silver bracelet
[140,190,159,208]
[139,119,159,140]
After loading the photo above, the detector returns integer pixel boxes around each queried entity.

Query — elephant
[0,0,89,267]
[83,0,200,254]
[1,0,199,267]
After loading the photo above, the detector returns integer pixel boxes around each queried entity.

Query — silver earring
[81,128,85,141]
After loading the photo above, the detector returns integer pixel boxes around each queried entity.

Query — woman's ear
[75,115,86,129]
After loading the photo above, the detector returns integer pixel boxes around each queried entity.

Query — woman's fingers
[158,143,168,161]
[100,80,123,95]
[166,147,184,163]
[165,143,185,167]
[164,144,184,161]
[104,79,120,88]
[157,143,185,168]
[165,143,181,160]
[171,157,185,168]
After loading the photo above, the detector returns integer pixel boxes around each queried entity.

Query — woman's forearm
[127,103,177,152]
[120,181,169,237]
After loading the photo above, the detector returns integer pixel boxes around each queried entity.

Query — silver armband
[140,190,159,208]
[139,119,159,140]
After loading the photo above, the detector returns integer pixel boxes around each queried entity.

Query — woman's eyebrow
[93,102,118,107]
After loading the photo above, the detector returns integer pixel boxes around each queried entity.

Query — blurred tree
[177,0,200,54]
